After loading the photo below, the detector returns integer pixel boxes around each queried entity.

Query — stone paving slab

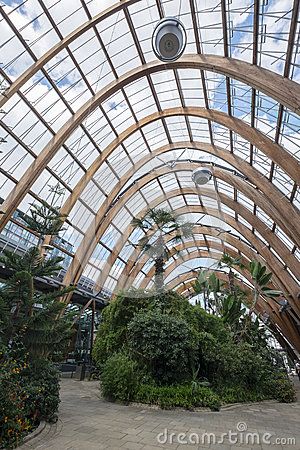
[20,378,300,450]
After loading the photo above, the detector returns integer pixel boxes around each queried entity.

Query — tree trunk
[228,268,235,294]
[154,256,164,293]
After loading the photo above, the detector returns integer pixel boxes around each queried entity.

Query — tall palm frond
[131,208,194,293]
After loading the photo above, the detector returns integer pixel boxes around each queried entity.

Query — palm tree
[217,252,244,295]
[131,208,193,292]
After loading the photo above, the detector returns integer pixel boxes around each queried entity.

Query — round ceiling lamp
[192,168,213,186]
[152,17,187,62]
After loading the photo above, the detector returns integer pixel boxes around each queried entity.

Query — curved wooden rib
[63,165,300,296]
[1,82,300,232]
[2,48,300,114]
[141,245,254,290]
[172,272,300,354]
[96,196,300,311]
[0,0,141,108]
[116,215,298,293]
[59,140,300,250]
[124,231,280,292]
[170,272,300,354]
[59,110,300,221]
[174,273,247,296]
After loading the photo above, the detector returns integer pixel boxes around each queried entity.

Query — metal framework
[0,0,300,348]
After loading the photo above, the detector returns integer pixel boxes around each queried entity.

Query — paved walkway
[20,378,300,450]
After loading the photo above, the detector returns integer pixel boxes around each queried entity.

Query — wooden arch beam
[172,273,300,354]
[115,214,298,292]
[63,165,300,296]
[106,215,297,297]
[95,195,300,311]
[58,108,300,223]
[142,246,300,342]
[140,246,285,332]
[175,274,245,297]
[2,18,300,114]
[171,268,300,354]
[59,140,300,249]
[123,229,280,292]
[142,246,253,290]
[64,161,300,285]
[1,81,300,231]
[0,0,141,108]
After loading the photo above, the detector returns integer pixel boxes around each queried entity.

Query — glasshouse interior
[1,0,300,449]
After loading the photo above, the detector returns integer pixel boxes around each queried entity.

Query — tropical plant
[0,186,74,448]
[217,252,244,295]
[92,289,295,409]
[220,287,246,329]
[131,208,193,292]
[249,261,281,314]
[193,270,210,311]
[193,270,225,314]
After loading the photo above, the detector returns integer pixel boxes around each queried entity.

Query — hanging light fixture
[152,17,187,62]
[192,168,213,186]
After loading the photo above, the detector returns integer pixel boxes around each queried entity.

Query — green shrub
[0,349,60,449]
[135,384,221,411]
[215,385,269,404]
[215,373,296,405]
[128,310,196,384]
[0,352,33,449]
[93,290,295,408]
[24,360,60,421]
[92,292,154,367]
[266,373,296,403]
[100,353,139,402]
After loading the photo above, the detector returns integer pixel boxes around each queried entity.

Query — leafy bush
[100,353,139,402]
[215,385,269,404]
[93,289,296,408]
[135,384,221,411]
[0,347,60,449]
[92,292,154,367]
[24,360,60,421]
[128,310,196,384]
[0,351,32,449]
[265,373,296,403]
[92,290,193,368]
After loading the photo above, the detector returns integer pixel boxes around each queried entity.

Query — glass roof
[0,0,299,299]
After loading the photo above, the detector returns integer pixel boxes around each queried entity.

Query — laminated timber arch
[1,75,300,232]
[122,231,282,292]
[64,162,300,284]
[169,271,300,355]
[62,165,300,299]
[141,246,259,291]
[171,272,300,355]
[58,138,300,248]
[1,0,300,114]
[174,273,250,296]
[1,0,299,359]
[93,196,300,312]
[143,248,300,353]
[124,244,293,340]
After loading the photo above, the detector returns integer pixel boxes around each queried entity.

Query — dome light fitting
[152,17,187,62]
[192,168,213,185]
